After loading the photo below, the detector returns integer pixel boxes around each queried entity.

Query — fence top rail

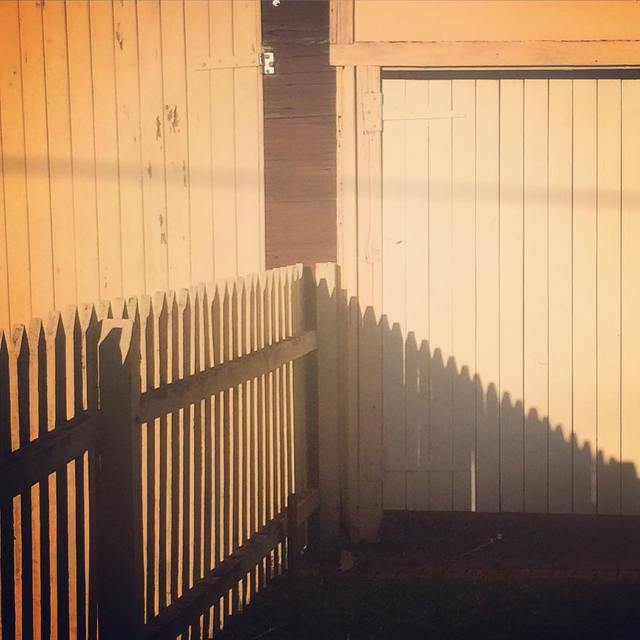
[0,264,310,499]
[0,410,99,501]
[138,329,317,423]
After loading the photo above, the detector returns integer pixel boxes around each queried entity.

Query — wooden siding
[379,77,640,516]
[330,1,640,67]
[354,1,640,43]
[0,0,265,334]
[262,0,337,268]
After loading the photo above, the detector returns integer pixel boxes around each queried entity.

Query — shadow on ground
[219,514,640,640]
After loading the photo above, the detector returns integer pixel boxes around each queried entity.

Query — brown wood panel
[263,0,337,269]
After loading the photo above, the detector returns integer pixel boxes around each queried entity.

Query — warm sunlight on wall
[380,77,640,517]
[0,0,265,332]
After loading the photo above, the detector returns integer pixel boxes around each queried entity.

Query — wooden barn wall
[330,1,640,66]
[379,77,640,516]
[0,0,265,333]
[262,0,336,268]
[354,0,640,44]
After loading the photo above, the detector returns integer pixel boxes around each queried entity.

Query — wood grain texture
[330,0,354,45]
[375,76,640,518]
[0,0,265,332]
[330,41,640,68]
[0,265,313,639]
[263,0,337,269]
[353,1,640,43]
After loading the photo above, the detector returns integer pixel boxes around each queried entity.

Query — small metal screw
[272,0,280,6]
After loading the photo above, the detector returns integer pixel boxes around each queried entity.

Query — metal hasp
[261,50,276,75]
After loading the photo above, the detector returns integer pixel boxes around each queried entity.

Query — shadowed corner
[329,284,640,543]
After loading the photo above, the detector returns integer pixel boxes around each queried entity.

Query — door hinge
[260,50,276,75]
[362,92,382,134]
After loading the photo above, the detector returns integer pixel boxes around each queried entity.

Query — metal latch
[260,51,275,75]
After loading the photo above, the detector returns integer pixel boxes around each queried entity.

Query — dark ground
[219,512,640,640]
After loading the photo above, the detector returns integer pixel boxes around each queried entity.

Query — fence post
[286,492,300,579]
[316,263,341,540]
[97,319,144,638]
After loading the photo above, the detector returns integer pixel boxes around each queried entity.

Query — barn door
[381,76,640,516]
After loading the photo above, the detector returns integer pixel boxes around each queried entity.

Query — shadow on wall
[325,284,640,525]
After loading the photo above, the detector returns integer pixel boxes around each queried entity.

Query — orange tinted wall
[0,0,265,333]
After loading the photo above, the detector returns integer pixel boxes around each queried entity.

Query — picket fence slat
[0,263,321,640]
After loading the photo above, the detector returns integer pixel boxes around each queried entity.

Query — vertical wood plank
[18,1,55,319]
[291,265,307,502]
[381,80,407,511]
[152,292,169,611]
[621,80,640,514]
[28,319,47,639]
[185,0,214,285]
[11,327,30,639]
[178,289,192,595]
[230,266,243,605]
[499,79,525,513]
[596,79,622,515]
[317,264,341,536]
[451,79,476,512]
[137,0,169,295]
[89,0,123,300]
[167,292,182,599]
[233,1,264,274]
[428,79,454,511]
[210,0,237,280]
[475,79,501,513]
[160,0,191,291]
[280,270,291,514]
[263,272,275,574]
[201,283,214,636]
[66,0,100,306]
[61,307,80,640]
[336,66,358,299]
[210,282,225,629]
[231,281,243,577]
[139,295,157,622]
[256,273,267,550]
[42,0,77,312]
[0,332,15,640]
[548,79,574,514]
[221,281,234,617]
[0,1,32,324]
[402,81,431,513]
[191,286,205,592]
[356,65,383,540]
[81,303,101,640]
[65,0,100,309]
[572,79,597,514]
[97,319,144,638]
[0,91,10,330]
[113,0,145,299]
[337,67,360,538]
[523,79,549,513]
[246,274,259,598]
[271,271,282,526]
[330,0,355,45]
[46,311,66,640]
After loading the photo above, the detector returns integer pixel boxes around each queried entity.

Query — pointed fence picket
[0,263,340,640]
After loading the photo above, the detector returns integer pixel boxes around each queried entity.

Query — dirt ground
[219,513,640,640]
